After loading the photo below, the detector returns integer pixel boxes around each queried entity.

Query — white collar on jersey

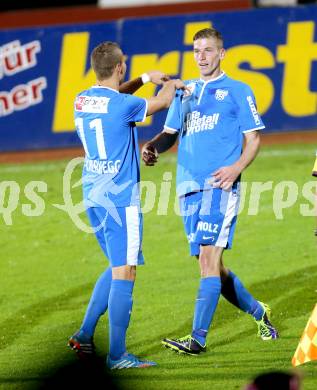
[92,85,119,93]
[199,71,226,84]
[197,72,226,105]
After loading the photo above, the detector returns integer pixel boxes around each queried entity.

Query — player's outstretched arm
[146,79,186,116]
[212,130,260,190]
[119,71,169,94]
[142,129,178,166]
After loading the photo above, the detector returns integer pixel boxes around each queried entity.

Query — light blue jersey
[164,73,265,196]
[74,86,147,207]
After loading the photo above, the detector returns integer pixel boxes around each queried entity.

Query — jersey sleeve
[235,84,265,133]
[124,95,148,123]
[164,92,182,133]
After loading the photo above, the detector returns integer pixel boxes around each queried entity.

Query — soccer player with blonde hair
[143,28,279,355]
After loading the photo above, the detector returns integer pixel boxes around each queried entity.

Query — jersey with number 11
[74,86,147,207]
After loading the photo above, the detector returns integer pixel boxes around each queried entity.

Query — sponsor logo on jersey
[246,95,261,126]
[185,110,219,135]
[202,235,215,241]
[75,96,110,113]
[215,89,228,101]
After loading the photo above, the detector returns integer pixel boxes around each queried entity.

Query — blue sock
[108,279,134,360]
[192,276,221,346]
[226,271,264,320]
[80,267,112,337]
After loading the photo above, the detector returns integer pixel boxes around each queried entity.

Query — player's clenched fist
[142,143,158,166]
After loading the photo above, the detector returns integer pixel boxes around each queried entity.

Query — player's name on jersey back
[84,158,121,174]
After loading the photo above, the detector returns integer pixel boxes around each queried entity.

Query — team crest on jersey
[215,89,228,101]
[75,96,110,113]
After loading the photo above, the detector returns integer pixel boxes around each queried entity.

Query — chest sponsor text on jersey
[185,110,220,136]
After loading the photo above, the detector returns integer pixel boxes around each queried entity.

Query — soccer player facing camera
[142,28,279,355]
[69,41,185,368]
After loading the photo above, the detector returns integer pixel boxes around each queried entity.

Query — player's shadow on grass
[37,357,118,390]
[36,360,258,390]
[132,264,317,356]
[0,357,119,390]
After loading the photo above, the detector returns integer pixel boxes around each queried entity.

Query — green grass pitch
[0,143,316,389]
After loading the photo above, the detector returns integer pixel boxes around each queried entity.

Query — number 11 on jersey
[75,117,107,159]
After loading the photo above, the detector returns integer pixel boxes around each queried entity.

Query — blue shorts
[86,205,144,267]
[179,184,240,256]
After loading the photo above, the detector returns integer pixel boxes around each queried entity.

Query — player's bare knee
[199,245,223,277]
[199,252,208,268]
[129,265,136,280]
[112,265,136,281]
[199,255,219,277]
[200,262,219,277]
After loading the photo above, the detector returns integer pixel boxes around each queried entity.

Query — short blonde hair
[193,28,223,48]
[91,41,122,80]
